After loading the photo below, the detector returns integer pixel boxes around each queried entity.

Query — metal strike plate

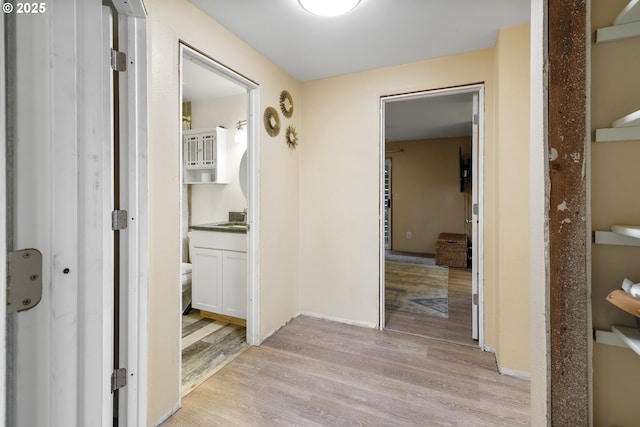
[7,249,43,313]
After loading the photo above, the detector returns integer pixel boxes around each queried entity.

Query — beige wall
[386,137,471,254]
[145,2,534,421]
[145,0,300,423]
[591,1,640,425]
[493,24,531,372]
[299,50,500,333]
[189,94,248,226]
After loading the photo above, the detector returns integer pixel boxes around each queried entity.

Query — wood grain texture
[163,316,529,426]
[548,0,590,424]
[386,267,476,347]
[181,311,248,396]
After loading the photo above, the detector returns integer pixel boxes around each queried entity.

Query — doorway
[379,85,484,348]
[178,43,260,396]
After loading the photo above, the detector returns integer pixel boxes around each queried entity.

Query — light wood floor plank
[163,316,530,426]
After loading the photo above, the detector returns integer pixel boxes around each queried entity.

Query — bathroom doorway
[178,43,260,396]
[379,85,484,348]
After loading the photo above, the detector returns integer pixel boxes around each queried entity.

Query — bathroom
[180,46,249,395]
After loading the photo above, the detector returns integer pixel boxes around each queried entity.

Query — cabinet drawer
[191,230,247,252]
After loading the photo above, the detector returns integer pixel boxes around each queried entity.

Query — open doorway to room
[380,85,484,348]
[178,43,259,396]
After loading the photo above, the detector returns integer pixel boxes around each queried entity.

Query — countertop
[190,221,248,234]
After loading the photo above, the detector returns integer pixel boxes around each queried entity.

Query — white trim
[529,1,551,425]
[0,13,6,424]
[300,312,377,329]
[247,86,261,346]
[379,84,485,348]
[178,43,261,364]
[378,102,386,329]
[120,8,149,427]
[482,344,530,378]
[498,367,532,381]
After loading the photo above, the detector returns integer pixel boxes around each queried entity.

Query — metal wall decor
[279,90,294,118]
[285,125,298,149]
[263,106,280,137]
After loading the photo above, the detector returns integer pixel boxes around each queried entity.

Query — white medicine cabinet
[183,126,228,184]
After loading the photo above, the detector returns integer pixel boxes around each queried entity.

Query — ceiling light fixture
[298,0,361,17]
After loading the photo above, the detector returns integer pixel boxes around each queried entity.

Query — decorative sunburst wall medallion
[286,125,298,149]
[279,90,294,118]
[263,107,280,137]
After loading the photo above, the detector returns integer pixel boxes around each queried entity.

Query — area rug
[385,250,439,266]
[385,260,449,318]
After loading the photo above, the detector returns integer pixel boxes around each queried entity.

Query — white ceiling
[187,0,530,140]
[182,57,246,102]
[189,0,530,82]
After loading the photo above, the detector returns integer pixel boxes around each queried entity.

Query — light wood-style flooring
[386,265,475,347]
[181,311,248,396]
[163,315,530,426]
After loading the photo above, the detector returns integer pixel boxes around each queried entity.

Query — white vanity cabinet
[191,229,247,320]
[183,127,228,184]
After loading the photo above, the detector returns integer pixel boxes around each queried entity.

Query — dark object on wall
[435,233,468,268]
[459,147,471,193]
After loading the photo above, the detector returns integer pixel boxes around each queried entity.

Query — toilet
[181,232,194,313]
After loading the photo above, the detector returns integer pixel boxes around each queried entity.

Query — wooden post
[548,0,590,424]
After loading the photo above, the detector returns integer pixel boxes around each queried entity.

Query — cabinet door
[222,251,247,319]
[192,247,223,313]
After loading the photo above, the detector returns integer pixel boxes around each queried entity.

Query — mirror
[239,149,248,199]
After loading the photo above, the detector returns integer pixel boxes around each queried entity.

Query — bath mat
[385,260,449,318]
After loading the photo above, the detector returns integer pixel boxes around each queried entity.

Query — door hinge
[110,49,127,72]
[473,293,479,306]
[111,368,127,392]
[473,113,479,125]
[112,210,128,230]
[7,249,43,313]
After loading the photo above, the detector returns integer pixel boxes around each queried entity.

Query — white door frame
[0,13,7,425]
[178,43,261,353]
[379,84,485,348]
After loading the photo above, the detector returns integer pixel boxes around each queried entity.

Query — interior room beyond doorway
[380,86,484,347]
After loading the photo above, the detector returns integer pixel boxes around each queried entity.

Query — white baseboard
[299,312,377,329]
[152,401,181,427]
[498,367,531,380]
[483,345,531,380]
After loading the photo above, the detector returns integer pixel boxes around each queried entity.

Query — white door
[5,2,148,426]
[471,92,481,341]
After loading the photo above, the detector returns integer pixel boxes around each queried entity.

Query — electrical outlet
[406,232,412,239]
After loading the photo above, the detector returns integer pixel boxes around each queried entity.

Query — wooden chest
[435,233,468,268]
